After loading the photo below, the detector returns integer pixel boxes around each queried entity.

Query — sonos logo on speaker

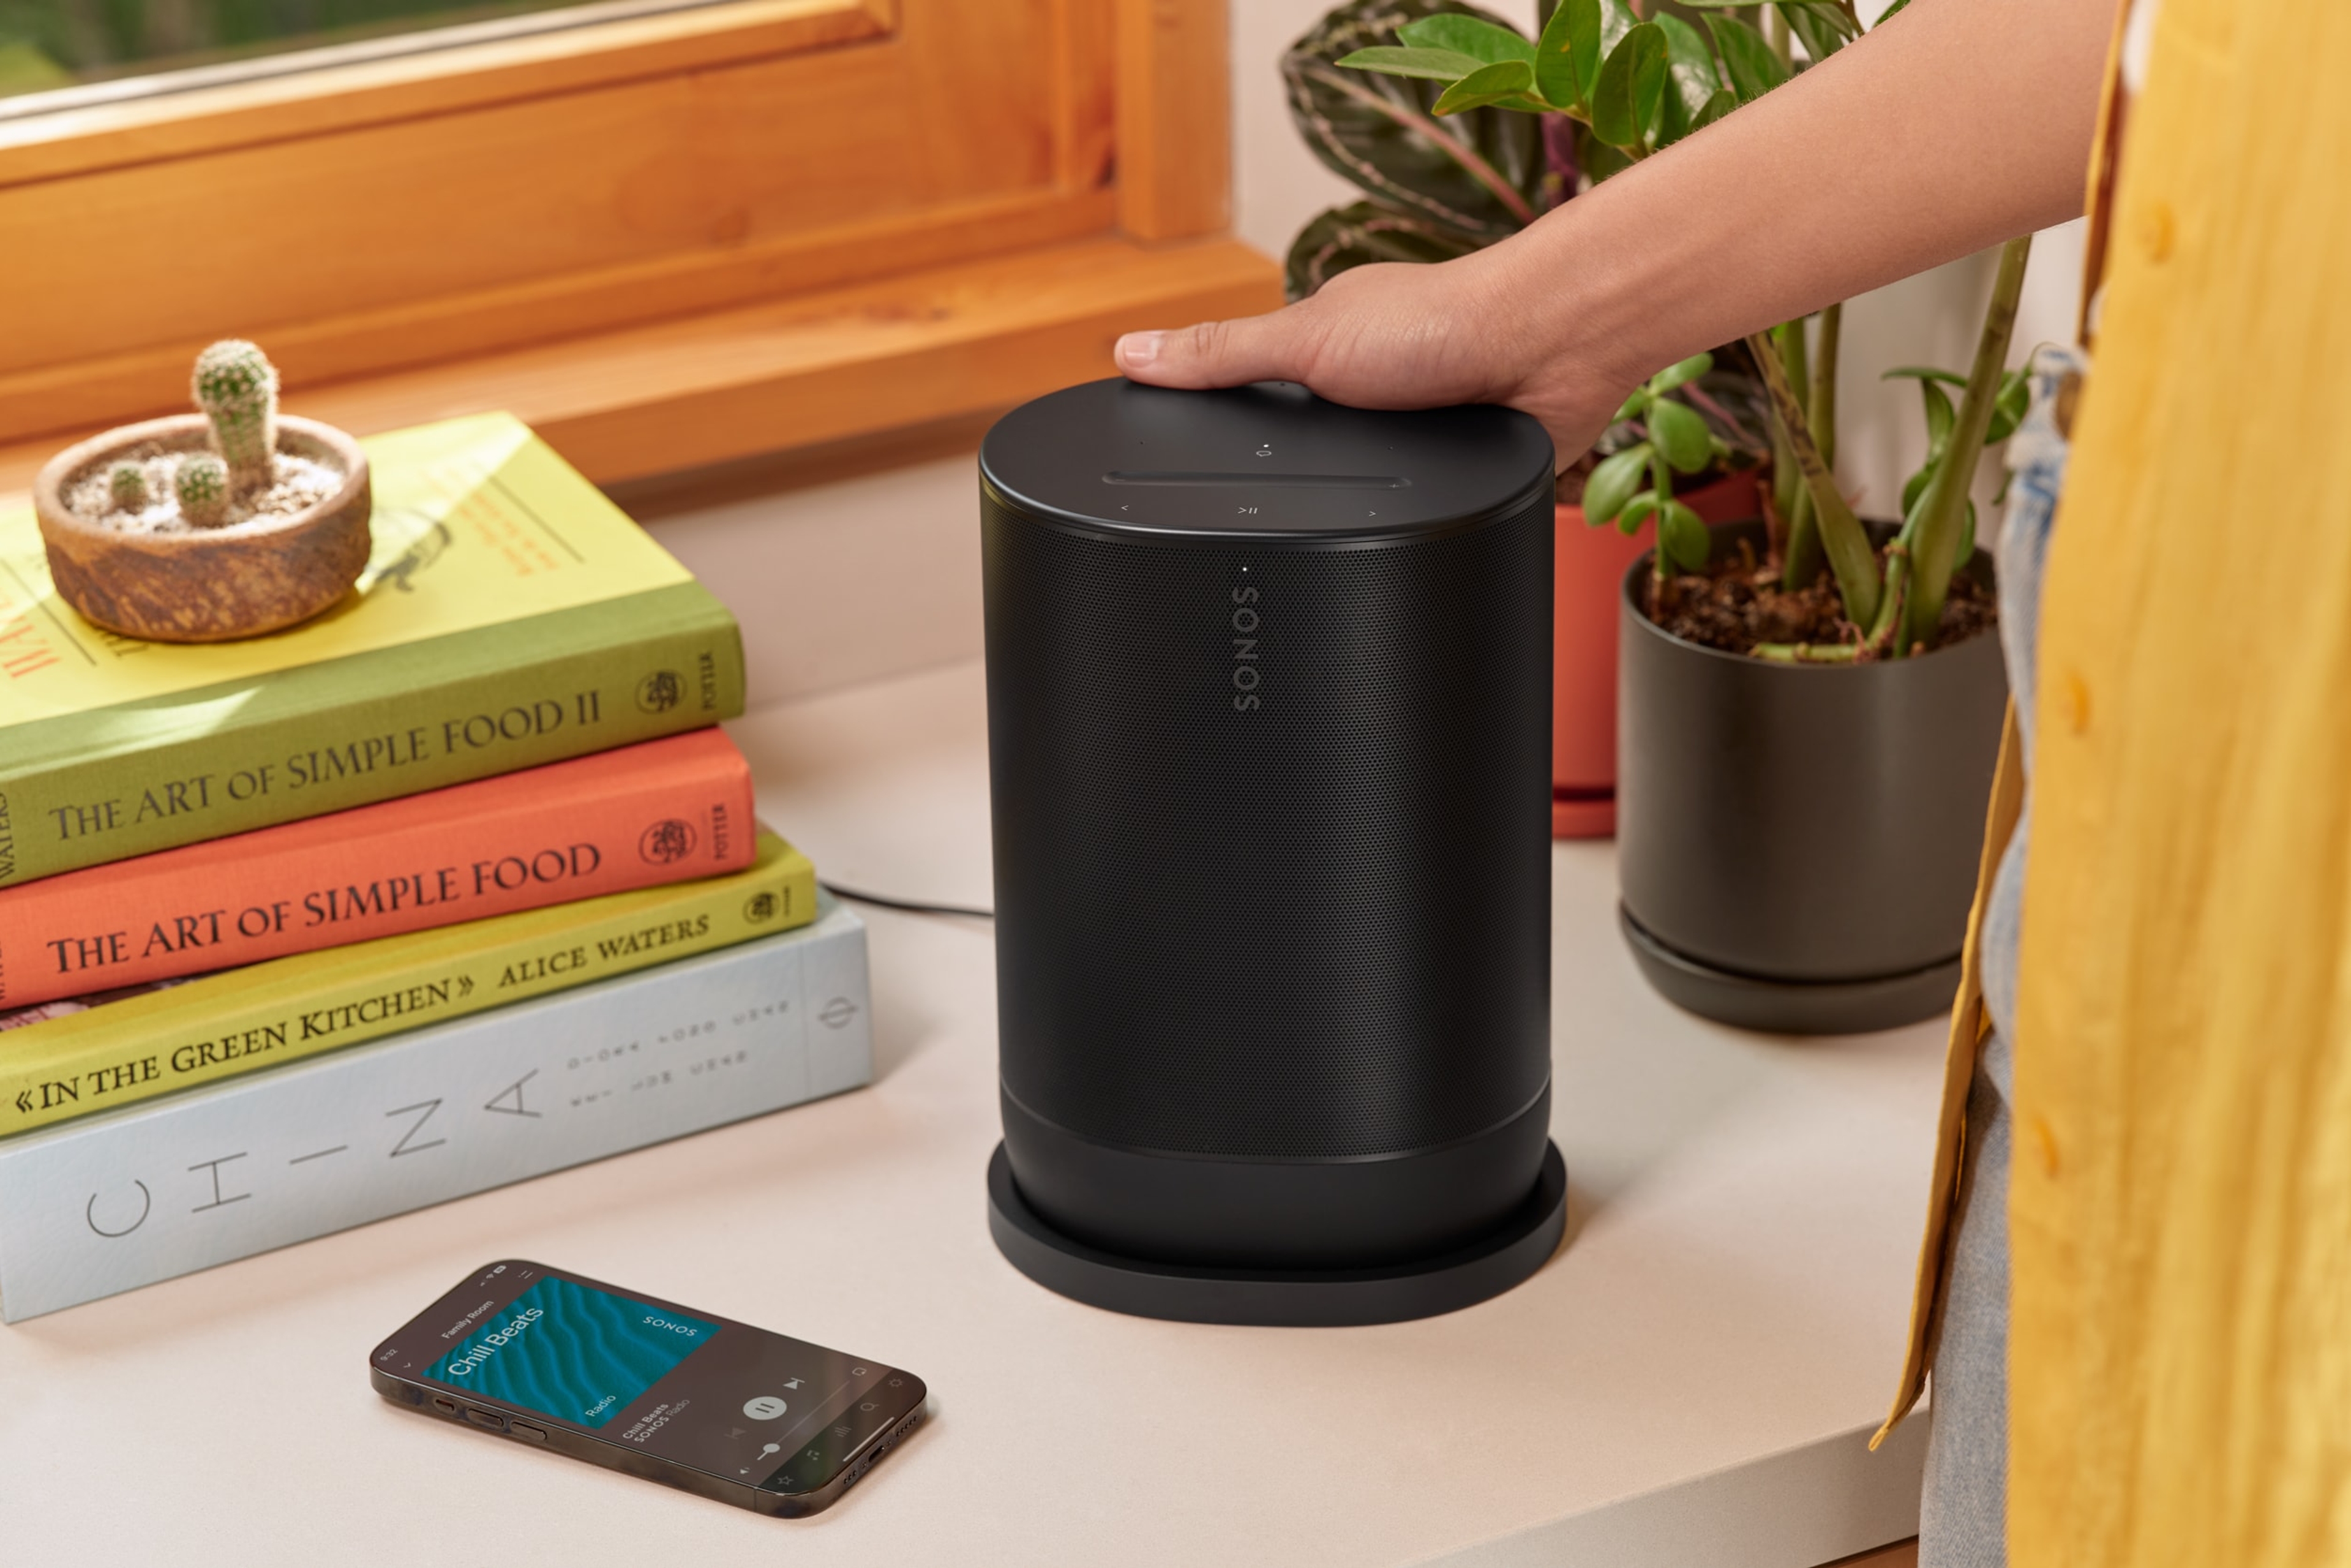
[1229,585,1262,711]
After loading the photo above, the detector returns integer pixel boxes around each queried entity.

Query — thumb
[1114,308,1316,389]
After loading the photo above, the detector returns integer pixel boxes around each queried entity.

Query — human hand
[1111,248,1641,463]
[1112,0,2109,468]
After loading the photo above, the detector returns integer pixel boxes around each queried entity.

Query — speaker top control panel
[980,378,1554,542]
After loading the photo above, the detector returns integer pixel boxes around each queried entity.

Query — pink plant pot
[1552,467,1760,838]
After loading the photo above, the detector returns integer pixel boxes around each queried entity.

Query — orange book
[0,729,754,1008]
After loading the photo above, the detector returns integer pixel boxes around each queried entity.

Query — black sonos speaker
[979,378,1567,1326]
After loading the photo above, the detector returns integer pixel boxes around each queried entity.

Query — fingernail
[1116,331,1163,370]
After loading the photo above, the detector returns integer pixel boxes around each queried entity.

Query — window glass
[0,0,729,110]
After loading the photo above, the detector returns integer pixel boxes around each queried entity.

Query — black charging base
[986,1141,1567,1327]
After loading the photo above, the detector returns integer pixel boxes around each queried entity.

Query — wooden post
[1114,0,1231,242]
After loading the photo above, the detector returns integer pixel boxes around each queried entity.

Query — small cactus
[108,462,148,512]
[191,340,279,484]
[176,452,231,527]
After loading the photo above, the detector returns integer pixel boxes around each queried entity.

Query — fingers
[1114,307,1316,389]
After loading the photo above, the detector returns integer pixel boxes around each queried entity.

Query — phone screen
[374,1261,921,1500]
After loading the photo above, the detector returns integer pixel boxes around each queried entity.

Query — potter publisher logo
[743,891,781,925]
[636,670,683,713]
[640,820,696,865]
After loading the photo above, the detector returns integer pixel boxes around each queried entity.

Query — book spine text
[0,731,756,1008]
[0,907,871,1321]
[0,835,813,1138]
[0,606,746,887]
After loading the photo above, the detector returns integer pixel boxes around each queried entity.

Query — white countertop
[0,659,1940,1567]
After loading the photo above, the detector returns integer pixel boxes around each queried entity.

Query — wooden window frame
[0,0,1275,492]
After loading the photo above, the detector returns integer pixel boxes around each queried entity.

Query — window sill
[0,232,1281,500]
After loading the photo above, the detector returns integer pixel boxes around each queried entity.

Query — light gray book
[0,896,869,1322]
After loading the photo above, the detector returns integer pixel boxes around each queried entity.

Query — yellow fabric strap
[1877,0,2134,1450]
[1874,701,2022,1449]
[2011,1,2351,1561]
[2073,0,2136,348]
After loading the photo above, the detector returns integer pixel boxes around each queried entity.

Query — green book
[0,830,816,1138]
[0,413,745,888]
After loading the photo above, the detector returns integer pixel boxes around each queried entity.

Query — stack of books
[0,413,871,1322]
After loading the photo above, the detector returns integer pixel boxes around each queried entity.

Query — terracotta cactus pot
[34,413,371,643]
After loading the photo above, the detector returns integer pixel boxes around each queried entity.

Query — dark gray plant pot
[1616,520,2008,1035]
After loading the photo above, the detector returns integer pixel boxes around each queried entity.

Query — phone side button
[509,1422,547,1443]
[464,1408,506,1431]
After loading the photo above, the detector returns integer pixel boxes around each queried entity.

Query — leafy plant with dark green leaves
[1281,0,1546,301]
[1283,0,1768,512]
[1326,0,1835,595]
[1335,0,1861,173]
[1340,0,2027,662]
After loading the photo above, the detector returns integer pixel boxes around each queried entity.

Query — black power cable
[820,881,994,920]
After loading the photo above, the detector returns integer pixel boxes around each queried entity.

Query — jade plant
[1581,350,1741,581]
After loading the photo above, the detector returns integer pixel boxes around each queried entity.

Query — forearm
[1117,0,2114,454]
[1482,0,2111,394]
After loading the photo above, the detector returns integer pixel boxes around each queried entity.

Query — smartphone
[369,1260,927,1517]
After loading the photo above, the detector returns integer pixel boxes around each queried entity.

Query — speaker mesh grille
[984,498,1553,1160]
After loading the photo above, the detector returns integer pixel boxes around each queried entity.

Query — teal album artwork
[426,1275,718,1428]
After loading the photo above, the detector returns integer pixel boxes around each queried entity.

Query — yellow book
[0,831,814,1138]
[0,413,692,721]
[0,413,745,887]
